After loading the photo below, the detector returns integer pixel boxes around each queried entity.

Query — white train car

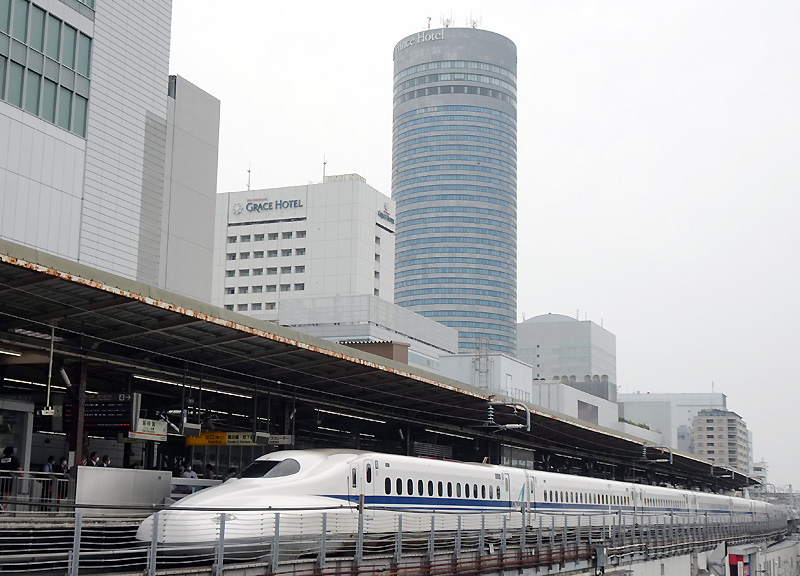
[137,449,787,547]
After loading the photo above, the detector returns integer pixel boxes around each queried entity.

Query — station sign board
[128,418,168,442]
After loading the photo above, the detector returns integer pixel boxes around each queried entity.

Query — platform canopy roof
[0,239,752,490]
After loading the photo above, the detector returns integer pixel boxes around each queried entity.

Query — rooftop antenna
[441,13,453,28]
[323,155,327,181]
[427,16,431,29]
[468,12,481,28]
[246,164,251,191]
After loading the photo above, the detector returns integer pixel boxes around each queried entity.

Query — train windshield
[239,458,301,478]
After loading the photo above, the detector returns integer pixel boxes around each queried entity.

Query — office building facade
[0,0,218,302]
[518,313,617,400]
[392,27,518,355]
[618,392,727,452]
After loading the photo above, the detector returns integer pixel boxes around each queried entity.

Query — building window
[266,285,276,292]
[281,249,292,257]
[238,286,249,294]
[282,231,293,239]
[374,271,380,279]
[297,230,306,238]
[374,288,380,296]
[295,265,305,273]
[225,270,235,278]
[240,235,250,242]
[254,234,265,241]
[280,284,290,292]
[226,253,236,261]
[375,254,380,262]
[224,304,234,311]
[227,236,237,243]
[239,252,250,259]
[253,268,264,276]
[281,266,291,274]
[267,250,278,258]
[295,248,306,256]
[265,303,276,310]
[252,286,263,294]
[294,283,304,291]
[239,269,249,277]
[267,267,277,275]
[268,232,278,240]
[253,250,264,258]
[251,303,262,310]
[224,287,234,295]
[237,304,248,311]
[375,236,381,244]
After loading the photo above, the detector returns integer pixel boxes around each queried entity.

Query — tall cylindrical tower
[392,28,517,355]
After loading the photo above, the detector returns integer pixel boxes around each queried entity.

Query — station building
[211,174,459,372]
[0,0,219,303]
[391,27,518,355]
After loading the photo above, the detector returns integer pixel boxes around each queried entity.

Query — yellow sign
[185,432,256,446]
[186,432,228,446]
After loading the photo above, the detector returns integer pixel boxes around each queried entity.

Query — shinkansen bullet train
[136,449,789,546]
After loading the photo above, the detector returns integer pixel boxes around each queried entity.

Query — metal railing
[0,501,789,575]
[0,470,73,512]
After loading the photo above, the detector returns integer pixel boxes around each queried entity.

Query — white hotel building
[212,174,459,371]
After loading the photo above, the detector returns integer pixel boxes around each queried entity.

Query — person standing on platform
[182,463,198,479]
[203,463,215,479]
[86,452,99,466]
[1,446,22,510]
[57,457,70,501]
[102,455,110,467]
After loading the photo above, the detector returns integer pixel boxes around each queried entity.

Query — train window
[428,480,434,496]
[352,468,357,488]
[408,479,413,495]
[496,486,500,499]
[385,478,391,495]
[473,484,478,498]
[396,478,403,495]
[438,482,443,497]
[240,458,301,478]
[366,464,372,483]
[447,482,453,497]
[418,480,424,496]
[489,485,493,499]
[465,484,471,498]
[580,493,583,504]
[457,483,462,497]
[570,492,574,503]
[482,485,486,499]
[544,491,548,502]
[560,491,564,502]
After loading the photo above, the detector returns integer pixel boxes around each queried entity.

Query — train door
[631,486,642,525]
[348,459,375,519]
[503,472,513,509]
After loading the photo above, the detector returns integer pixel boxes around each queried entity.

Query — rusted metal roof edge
[0,249,487,401]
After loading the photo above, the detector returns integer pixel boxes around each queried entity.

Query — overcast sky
[170,1,800,486]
